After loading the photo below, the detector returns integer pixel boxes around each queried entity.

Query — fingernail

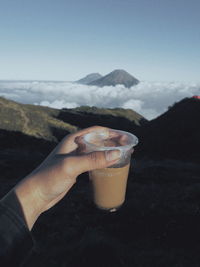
[105,150,121,161]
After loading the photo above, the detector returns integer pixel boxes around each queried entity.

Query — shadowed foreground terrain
[0,97,200,266]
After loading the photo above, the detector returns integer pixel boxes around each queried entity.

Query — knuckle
[92,125,108,131]
[89,151,106,169]
[89,152,99,164]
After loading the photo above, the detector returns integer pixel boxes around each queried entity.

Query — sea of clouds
[0,80,199,120]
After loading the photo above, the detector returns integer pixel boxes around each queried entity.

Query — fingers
[55,126,131,156]
[71,125,110,141]
[56,126,110,154]
[71,150,121,175]
[119,134,128,146]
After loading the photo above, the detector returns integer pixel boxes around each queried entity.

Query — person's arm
[0,191,33,266]
[0,126,120,266]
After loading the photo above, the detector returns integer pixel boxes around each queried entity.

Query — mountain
[136,97,200,162]
[0,97,77,142]
[2,95,200,162]
[76,73,102,85]
[59,106,147,133]
[0,97,146,142]
[89,69,139,88]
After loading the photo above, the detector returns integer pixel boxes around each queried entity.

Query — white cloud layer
[0,80,199,120]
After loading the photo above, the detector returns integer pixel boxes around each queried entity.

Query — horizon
[0,0,200,82]
[0,68,200,84]
[0,78,200,83]
[1,79,199,120]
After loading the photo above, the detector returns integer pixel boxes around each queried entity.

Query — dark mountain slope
[136,98,200,162]
[59,106,147,132]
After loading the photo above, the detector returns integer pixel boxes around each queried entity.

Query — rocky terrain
[0,96,200,267]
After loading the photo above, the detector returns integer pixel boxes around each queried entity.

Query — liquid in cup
[83,129,138,212]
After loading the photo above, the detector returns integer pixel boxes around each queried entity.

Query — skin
[13,126,121,230]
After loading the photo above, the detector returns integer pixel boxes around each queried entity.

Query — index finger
[56,126,110,154]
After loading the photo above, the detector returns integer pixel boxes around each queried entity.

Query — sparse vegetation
[0,97,147,142]
[71,106,144,124]
[0,97,77,141]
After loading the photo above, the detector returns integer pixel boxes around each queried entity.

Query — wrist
[14,177,44,230]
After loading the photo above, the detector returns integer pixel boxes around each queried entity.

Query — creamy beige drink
[82,128,138,212]
[89,163,130,211]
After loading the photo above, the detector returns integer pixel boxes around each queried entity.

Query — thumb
[74,150,121,174]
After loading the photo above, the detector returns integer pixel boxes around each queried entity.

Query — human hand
[14,126,121,230]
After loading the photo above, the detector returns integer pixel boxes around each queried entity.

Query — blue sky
[0,0,199,81]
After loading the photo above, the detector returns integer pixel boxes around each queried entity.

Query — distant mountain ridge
[76,73,102,85]
[89,69,139,88]
[76,69,139,88]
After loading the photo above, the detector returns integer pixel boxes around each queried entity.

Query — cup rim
[82,129,139,151]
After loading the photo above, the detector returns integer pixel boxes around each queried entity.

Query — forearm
[14,176,43,230]
[0,191,34,266]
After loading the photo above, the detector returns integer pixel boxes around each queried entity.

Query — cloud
[0,80,199,120]
[39,100,78,109]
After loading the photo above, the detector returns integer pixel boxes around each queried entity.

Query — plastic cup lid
[83,129,139,152]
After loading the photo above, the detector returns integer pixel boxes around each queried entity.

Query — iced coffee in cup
[82,129,138,212]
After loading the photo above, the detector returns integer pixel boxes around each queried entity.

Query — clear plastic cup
[82,129,138,212]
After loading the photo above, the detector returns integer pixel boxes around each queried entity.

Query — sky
[0,0,200,82]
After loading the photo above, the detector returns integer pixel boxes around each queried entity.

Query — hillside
[0,97,77,141]
[0,97,146,142]
[135,97,200,162]
[59,106,146,133]
[89,69,139,88]
[1,96,200,162]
